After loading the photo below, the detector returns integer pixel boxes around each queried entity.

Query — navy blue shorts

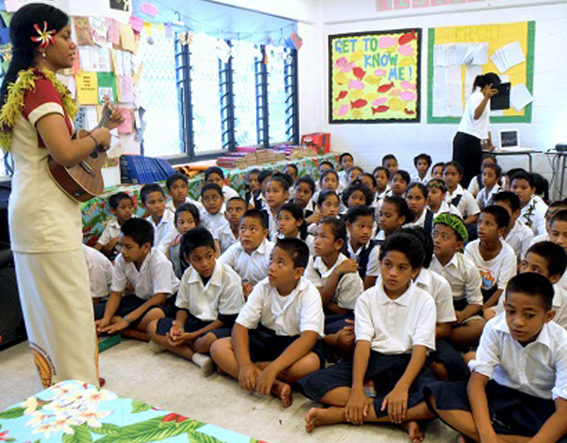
[155,315,232,339]
[324,312,354,335]
[298,351,436,417]
[427,338,470,381]
[94,294,170,329]
[248,325,325,369]
[425,380,567,440]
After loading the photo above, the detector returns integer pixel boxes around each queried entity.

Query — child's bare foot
[401,420,424,443]
[305,407,345,433]
[271,379,293,408]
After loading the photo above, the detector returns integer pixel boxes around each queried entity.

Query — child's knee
[194,332,217,353]
[147,319,159,336]
[210,337,231,359]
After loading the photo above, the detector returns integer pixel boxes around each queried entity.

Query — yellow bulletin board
[428,21,535,124]
[329,29,422,123]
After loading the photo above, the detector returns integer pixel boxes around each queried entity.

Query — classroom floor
[0,340,459,443]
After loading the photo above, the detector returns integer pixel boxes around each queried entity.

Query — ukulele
[47,106,113,203]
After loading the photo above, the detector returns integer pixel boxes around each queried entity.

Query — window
[232,40,259,147]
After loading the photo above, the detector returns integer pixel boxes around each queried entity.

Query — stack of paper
[491,41,525,73]
[434,43,488,67]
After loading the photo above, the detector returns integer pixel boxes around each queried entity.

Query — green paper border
[427,21,535,124]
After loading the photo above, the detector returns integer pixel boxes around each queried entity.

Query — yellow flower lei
[0,67,78,152]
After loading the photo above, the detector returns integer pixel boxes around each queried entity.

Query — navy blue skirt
[426,380,567,440]
[298,351,436,417]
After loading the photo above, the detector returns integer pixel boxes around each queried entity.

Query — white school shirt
[338,170,349,188]
[147,211,178,255]
[414,268,457,323]
[528,232,549,249]
[266,209,280,242]
[214,223,238,254]
[411,172,430,185]
[236,276,324,337]
[354,282,437,354]
[97,218,122,252]
[520,195,548,237]
[176,261,244,321]
[464,239,517,291]
[470,313,567,400]
[112,248,179,300]
[558,271,567,293]
[83,245,113,298]
[457,88,489,140]
[503,219,534,261]
[429,200,463,218]
[277,233,315,257]
[430,254,483,306]
[219,238,274,286]
[408,208,435,232]
[346,239,380,277]
[200,210,229,235]
[445,184,480,219]
[165,197,204,215]
[222,185,240,201]
[305,253,364,310]
[467,174,482,197]
[476,184,502,210]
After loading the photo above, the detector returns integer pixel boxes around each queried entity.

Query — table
[484,148,538,172]
[0,379,263,442]
[544,150,567,200]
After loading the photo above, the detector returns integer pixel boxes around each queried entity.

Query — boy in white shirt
[211,238,324,408]
[95,218,180,341]
[427,273,567,443]
[83,244,113,301]
[95,192,133,258]
[411,153,432,184]
[300,233,437,440]
[140,183,177,255]
[219,209,274,299]
[511,170,548,236]
[147,227,244,375]
[443,161,480,225]
[215,197,246,254]
[165,173,204,215]
[493,191,534,261]
[204,166,240,202]
[200,183,229,234]
[426,179,463,218]
[529,201,567,249]
[475,163,502,210]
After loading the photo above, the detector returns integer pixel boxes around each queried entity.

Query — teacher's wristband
[88,133,99,149]
[123,315,132,325]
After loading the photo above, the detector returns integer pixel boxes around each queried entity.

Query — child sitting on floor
[291,176,317,224]
[168,203,199,279]
[530,200,567,246]
[341,181,374,214]
[140,183,177,255]
[204,166,239,202]
[264,172,292,241]
[277,203,314,253]
[244,168,261,209]
[388,170,410,198]
[382,154,398,174]
[147,227,244,376]
[430,162,445,180]
[200,183,228,234]
[493,191,534,261]
[165,173,203,215]
[95,218,179,341]
[406,182,435,233]
[252,169,273,210]
[84,244,113,302]
[308,190,341,235]
[511,170,548,236]
[299,233,437,439]
[95,192,133,258]
[211,238,324,408]
[475,163,502,210]
[443,161,480,226]
[426,273,567,443]
[376,196,414,245]
[215,197,247,254]
[372,166,390,202]
[338,152,354,188]
[220,209,274,299]
[347,166,364,185]
[412,153,432,184]
[426,179,463,218]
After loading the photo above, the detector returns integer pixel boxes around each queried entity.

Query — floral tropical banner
[329,28,421,123]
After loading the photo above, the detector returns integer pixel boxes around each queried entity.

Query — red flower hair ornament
[31,21,56,48]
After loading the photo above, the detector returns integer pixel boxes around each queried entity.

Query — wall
[314,0,567,185]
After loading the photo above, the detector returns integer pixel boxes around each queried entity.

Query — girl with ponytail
[1,3,122,389]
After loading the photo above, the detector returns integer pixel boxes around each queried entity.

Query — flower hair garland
[31,21,56,48]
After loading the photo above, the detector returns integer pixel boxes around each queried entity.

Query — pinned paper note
[73,17,94,46]
[97,72,117,104]
[164,23,173,38]
[76,72,98,105]
[118,75,134,103]
[108,19,120,46]
[120,24,136,52]
[129,16,144,34]
[511,84,533,111]
[491,41,525,73]
[117,108,133,134]
[140,2,159,16]
[91,17,108,47]
[143,22,153,37]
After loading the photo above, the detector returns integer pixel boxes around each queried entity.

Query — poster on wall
[329,28,421,124]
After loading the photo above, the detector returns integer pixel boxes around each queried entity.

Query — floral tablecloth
[81,153,338,245]
[0,380,263,442]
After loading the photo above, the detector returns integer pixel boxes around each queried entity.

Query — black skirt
[453,131,483,189]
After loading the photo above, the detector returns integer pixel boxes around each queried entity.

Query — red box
[301,132,331,155]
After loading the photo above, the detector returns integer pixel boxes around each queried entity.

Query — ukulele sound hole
[91,151,98,159]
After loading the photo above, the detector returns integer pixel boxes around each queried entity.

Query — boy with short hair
[205,166,239,202]
[95,192,133,257]
[430,214,484,347]
[147,227,244,375]
[344,205,380,289]
[382,154,398,174]
[549,210,567,292]
[165,173,203,215]
[530,200,567,246]
[412,153,432,184]
[427,273,567,443]
[200,183,229,234]
[215,196,247,254]
[493,191,534,261]
[300,233,438,439]
[465,206,517,310]
[83,244,113,302]
[511,170,548,236]
[211,238,324,408]
[95,218,180,341]
[426,179,462,217]
[220,209,274,298]
[140,183,177,255]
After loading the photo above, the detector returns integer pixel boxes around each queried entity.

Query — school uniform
[476,184,502,210]
[168,234,187,280]
[430,200,463,218]
[301,199,316,221]
[430,253,483,311]
[376,186,389,202]
[427,314,567,440]
[156,261,244,339]
[147,210,178,256]
[262,208,280,242]
[520,195,548,237]
[165,197,204,215]
[552,285,567,331]
[222,185,240,202]
[408,208,435,233]
[345,238,380,280]
[214,223,238,254]
[97,218,123,254]
[445,184,480,220]
[235,276,325,365]
[83,245,113,299]
[411,172,430,185]
[200,210,229,236]
[528,232,549,249]
[94,248,180,323]
[298,282,437,415]
[467,173,483,197]
[219,238,274,286]
[277,233,315,256]
[503,219,534,261]
[464,240,517,303]
[250,192,267,210]
[338,170,349,188]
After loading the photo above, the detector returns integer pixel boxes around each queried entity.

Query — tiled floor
[0,340,459,442]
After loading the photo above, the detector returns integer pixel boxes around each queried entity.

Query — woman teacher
[0,4,122,387]
[452,73,500,188]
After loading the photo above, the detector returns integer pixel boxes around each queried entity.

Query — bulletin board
[329,28,421,124]
[427,21,535,124]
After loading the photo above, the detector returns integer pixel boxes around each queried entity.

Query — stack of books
[120,155,176,184]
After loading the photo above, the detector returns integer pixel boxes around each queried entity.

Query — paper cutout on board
[120,24,136,52]
[91,17,108,47]
[140,2,159,16]
[510,84,533,111]
[143,22,153,37]
[73,17,94,46]
[97,72,117,104]
[118,75,133,103]
[117,108,133,133]
[491,41,525,73]
[76,72,98,105]
[108,19,121,45]
[129,16,143,34]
